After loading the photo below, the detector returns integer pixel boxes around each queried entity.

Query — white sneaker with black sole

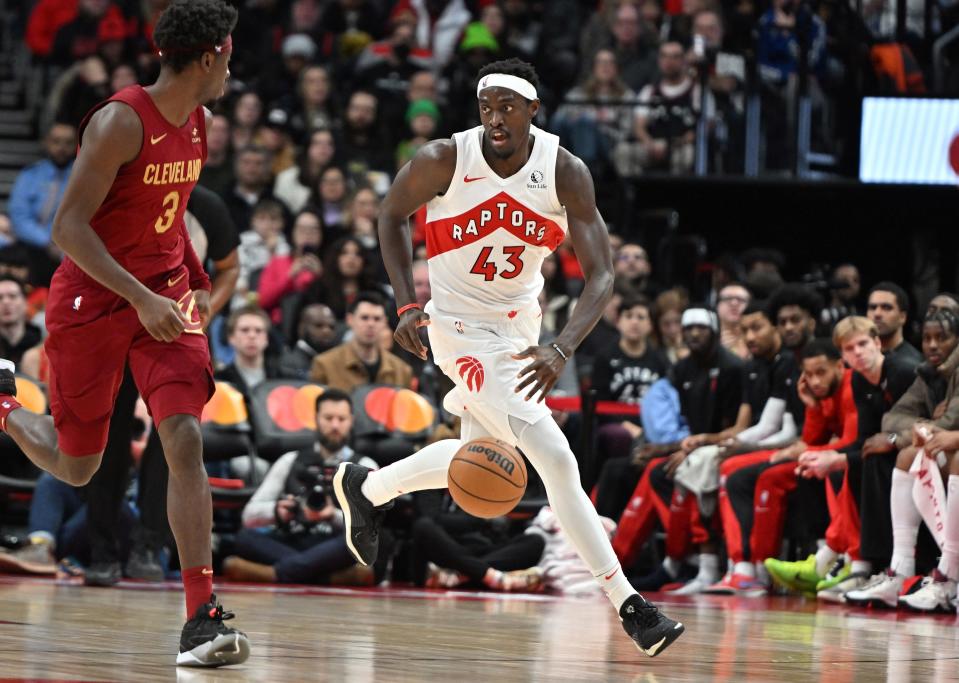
[844,570,904,608]
[898,570,958,613]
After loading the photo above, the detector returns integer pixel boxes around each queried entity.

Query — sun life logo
[528,170,546,189]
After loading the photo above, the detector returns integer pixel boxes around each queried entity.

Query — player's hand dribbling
[513,344,568,403]
[135,291,187,342]
[394,308,431,360]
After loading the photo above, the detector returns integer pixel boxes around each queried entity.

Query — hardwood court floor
[0,576,956,682]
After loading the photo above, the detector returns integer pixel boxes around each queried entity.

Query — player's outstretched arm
[378,139,456,359]
[51,103,187,342]
[514,149,614,402]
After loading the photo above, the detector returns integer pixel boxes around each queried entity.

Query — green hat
[459,22,499,54]
[406,99,440,124]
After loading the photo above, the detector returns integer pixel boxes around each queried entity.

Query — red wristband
[397,303,422,316]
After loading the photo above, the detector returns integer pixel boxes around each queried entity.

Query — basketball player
[334,58,685,657]
[0,0,249,667]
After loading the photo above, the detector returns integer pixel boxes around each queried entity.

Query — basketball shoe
[702,573,768,596]
[816,572,870,603]
[334,463,393,566]
[843,570,905,608]
[764,555,823,596]
[177,594,250,667]
[898,570,958,613]
[619,594,685,657]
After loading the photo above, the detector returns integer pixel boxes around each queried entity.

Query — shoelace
[629,601,664,630]
[206,602,236,622]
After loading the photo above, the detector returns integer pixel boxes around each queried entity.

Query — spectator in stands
[867,282,922,365]
[396,99,441,170]
[717,283,751,359]
[345,187,381,253]
[287,66,336,144]
[275,128,337,215]
[617,307,746,592]
[618,41,700,176]
[48,55,109,129]
[927,292,959,317]
[223,389,380,585]
[223,145,274,234]
[0,277,42,366]
[259,33,317,107]
[50,0,128,67]
[307,236,391,320]
[258,209,323,324]
[336,90,393,177]
[441,23,500,133]
[614,243,658,299]
[197,114,234,196]
[234,199,290,308]
[653,288,690,363]
[311,166,350,235]
[391,0,471,68]
[412,259,431,310]
[581,1,658,93]
[575,281,625,384]
[279,303,340,380]
[540,252,572,334]
[768,284,822,352]
[9,122,76,286]
[309,291,412,391]
[821,263,862,332]
[411,504,545,592]
[552,48,635,177]
[215,306,283,398]
[231,91,263,152]
[256,109,297,177]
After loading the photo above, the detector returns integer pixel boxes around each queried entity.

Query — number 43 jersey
[424,124,568,320]
[67,85,207,292]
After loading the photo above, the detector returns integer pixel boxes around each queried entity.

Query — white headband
[681,308,718,332]
[476,73,538,101]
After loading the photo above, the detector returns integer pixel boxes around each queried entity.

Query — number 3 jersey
[64,85,207,293]
[424,124,568,320]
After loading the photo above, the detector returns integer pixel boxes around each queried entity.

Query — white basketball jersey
[424,124,567,319]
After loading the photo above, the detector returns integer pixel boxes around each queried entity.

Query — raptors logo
[456,356,485,392]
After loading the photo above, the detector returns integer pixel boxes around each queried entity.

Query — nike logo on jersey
[151,133,168,145]
[168,272,186,287]
[464,175,486,183]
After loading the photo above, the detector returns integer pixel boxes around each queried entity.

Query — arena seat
[201,381,258,508]
[246,379,326,460]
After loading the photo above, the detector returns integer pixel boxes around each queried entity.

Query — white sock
[851,560,872,575]
[662,556,681,579]
[511,415,636,610]
[890,468,920,578]
[937,475,959,581]
[360,439,461,507]
[815,545,839,577]
[696,553,720,583]
[733,561,755,578]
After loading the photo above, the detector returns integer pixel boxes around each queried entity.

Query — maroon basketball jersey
[67,85,207,290]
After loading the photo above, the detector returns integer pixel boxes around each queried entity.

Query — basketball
[448,438,527,518]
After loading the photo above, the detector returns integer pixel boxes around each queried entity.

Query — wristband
[397,303,422,317]
[550,342,568,361]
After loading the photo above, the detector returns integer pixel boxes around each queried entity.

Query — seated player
[846,309,959,609]
[764,318,915,600]
[716,339,857,595]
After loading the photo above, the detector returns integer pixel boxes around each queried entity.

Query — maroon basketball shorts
[44,268,213,456]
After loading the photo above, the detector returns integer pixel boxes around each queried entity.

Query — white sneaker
[666,576,714,596]
[844,570,904,608]
[898,570,958,612]
[817,572,871,603]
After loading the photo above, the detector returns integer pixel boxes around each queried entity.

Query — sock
[662,556,681,579]
[815,545,839,577]
[483,567,504,589]
[890,468,920,578]
[755,562,770,585]
[28,531,55,548]
[594,560,635,611]
[182,565,214,618]
[733,561,756,578]
[937,475,959,581]
[361,439,461,507]
[696,553,720,583]
[851,560,871,575]
[0,396,21,432]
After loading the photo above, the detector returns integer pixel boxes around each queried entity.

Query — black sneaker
[333,463,393,566]
[84,560,122,587]
[0,359,16,396]
[126,543,164,582]
[177,594,250,667]
[619,594,685,657]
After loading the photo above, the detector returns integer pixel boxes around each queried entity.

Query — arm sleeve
[181,220,212,292]
[736,397,787,443]
[241,452,296,528]
[757,410,798,448]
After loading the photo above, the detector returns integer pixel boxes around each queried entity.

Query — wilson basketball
[448,438,527,518]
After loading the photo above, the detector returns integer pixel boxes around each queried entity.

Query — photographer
[223,389,380,584]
